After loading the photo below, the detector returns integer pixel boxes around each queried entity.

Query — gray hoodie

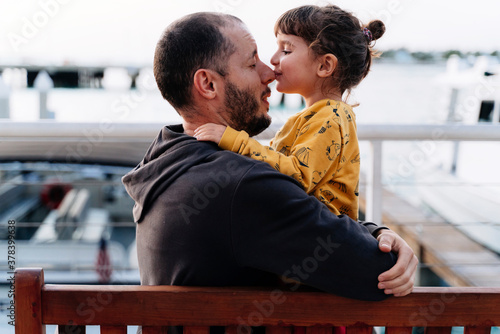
[122,124,396,301]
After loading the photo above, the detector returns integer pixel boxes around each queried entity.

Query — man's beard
[224,81,271,137]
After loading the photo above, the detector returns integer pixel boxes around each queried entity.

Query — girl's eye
[283,50,291,55]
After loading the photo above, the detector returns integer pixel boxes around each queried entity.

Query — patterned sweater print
[219,99,360,220]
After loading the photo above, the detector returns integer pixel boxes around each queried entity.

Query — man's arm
[229,164,398,301]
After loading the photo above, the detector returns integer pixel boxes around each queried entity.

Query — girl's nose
[270,50,280,66]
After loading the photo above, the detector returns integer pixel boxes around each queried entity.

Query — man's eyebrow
[247,49,258,62]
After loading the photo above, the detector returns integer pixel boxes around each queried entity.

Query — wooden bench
[15,268,500,334]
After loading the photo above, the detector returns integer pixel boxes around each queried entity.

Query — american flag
[95,237,112,283]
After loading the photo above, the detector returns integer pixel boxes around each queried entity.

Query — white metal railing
[356,124,500,224]
[1,121,500,224]
[1,121,500,140]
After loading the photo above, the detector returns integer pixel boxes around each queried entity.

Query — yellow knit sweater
[219,99,360,220]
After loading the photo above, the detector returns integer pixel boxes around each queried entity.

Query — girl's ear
[193,69,219,100]
[317,53,338,78]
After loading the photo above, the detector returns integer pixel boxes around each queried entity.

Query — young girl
[195,4,385,220]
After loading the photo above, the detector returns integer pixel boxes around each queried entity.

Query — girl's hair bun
[367,20,385,41]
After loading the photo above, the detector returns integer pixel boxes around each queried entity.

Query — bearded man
[122,12,417,302]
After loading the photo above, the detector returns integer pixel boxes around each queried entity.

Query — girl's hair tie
[363,27,373,42]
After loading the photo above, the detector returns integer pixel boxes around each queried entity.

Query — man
[122,12,417,302]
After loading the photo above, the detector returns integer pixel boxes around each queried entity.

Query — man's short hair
[154,12,242,110]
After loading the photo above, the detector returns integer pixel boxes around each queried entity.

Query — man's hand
[376,229,418,297]
[194,123,227,144]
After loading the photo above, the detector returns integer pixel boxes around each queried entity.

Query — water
[6,62,447,124]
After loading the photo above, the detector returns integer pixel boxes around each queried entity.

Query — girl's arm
[195,121,343,194]
[194,123,227,144]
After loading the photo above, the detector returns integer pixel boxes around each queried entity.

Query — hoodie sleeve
[229,164,396,301]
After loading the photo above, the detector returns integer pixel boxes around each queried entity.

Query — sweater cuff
[219,126,249,153]
[219,126,240,150]
[361,222,390,237]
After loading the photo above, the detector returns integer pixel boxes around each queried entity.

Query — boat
[0,128,149,284]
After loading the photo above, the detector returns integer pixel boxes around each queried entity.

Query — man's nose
[258,61,275,85]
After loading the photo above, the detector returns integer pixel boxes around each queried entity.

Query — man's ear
[317,54,338,78]
[193,69,219,100]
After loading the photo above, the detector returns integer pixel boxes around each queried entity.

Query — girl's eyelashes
[283,50,291,55]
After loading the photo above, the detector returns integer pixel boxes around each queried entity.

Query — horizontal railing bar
[0,138,155,143]
[357,124,500,141]
[1,122,500,141]
[7,222,136,227]
[0,180,494,187]
[41,285,500,327]
[0,121,164,139]
[4,221,500,227]
[360,181,500,186]
[2,177,499,187]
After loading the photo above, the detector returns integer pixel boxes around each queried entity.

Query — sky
[1,0,499,67]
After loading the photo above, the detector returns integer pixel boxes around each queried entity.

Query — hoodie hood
[122,124,217,223]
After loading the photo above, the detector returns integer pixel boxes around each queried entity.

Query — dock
[359,185,500,287]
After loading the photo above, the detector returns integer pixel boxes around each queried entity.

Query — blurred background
[2,0,499,65]
[1,0,499,122]
[1,1,500,333]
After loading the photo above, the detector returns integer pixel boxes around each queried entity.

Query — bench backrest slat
[15,268,500,334]
[421,327,452,334]
[267,326,293,334]
[100,325,127,334]
[142,326,170,333]
[386,327,413,334]
[40,286,500,327]
[465,327,494,334]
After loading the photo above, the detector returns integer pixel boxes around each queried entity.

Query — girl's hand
[194,123,227,144]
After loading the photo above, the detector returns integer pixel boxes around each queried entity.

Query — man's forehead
[224,23,258,59]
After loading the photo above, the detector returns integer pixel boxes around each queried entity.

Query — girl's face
[270,32,321,99]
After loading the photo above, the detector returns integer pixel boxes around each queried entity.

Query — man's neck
[180,107,229,136]
[182,120,203,136]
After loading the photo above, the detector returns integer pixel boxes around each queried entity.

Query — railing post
[365,140,383,225]
[33,70,54,119]
[0,73,10,119]
[492,97,500,123]
[450,141,460,174]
